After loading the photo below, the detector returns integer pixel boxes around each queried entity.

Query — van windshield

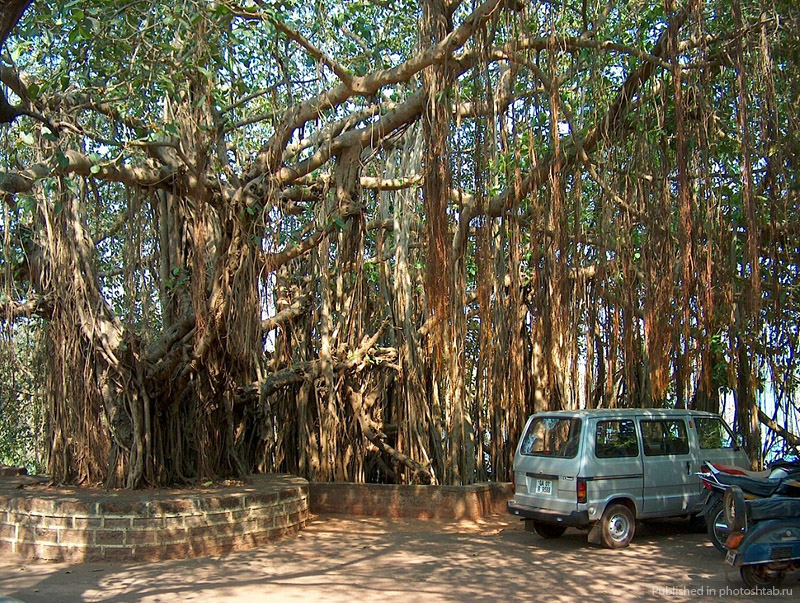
[520,417,581,458]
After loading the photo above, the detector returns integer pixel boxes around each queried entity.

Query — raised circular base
[0,474,308,562]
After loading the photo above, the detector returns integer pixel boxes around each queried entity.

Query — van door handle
[686,461,692,475]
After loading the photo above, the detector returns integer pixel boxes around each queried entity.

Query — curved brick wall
[309,481,513,519]
[0,474,308,562]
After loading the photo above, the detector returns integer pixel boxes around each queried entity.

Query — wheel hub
[609,514,629,540]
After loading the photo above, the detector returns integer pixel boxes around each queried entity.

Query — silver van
[507,409,750,548]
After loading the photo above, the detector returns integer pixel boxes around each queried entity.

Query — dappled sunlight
[2,514,797,602]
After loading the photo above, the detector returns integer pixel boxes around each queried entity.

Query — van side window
[520,417,581,458]
[641,419,690,456]
[695,417,736,449]
[595,420,639,458]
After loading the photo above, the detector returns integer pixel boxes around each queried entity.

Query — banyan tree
[0,0,798,487]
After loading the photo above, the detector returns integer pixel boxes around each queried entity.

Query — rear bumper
[507,500,591,527]
[729,518,800,566]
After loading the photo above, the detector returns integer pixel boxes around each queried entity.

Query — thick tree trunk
[0,0,30,49]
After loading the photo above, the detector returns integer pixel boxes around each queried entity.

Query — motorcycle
[698,459,800,552]
[723,485,800,588]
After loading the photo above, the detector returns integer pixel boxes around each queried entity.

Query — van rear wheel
[600,504,635,548]
[531,521,567,539]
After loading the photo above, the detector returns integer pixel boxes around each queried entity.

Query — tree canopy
[0,0,798,486]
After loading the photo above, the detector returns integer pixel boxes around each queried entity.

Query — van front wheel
[600,504,635,548]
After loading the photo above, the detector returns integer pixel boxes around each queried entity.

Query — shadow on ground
[1,515,797,602]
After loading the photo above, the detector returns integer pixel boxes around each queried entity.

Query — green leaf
[18,194,35,214]
[56,152,70,169]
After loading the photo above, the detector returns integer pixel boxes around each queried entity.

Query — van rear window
[520,417,581,458]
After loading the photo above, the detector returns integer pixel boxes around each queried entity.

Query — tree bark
[0,0,30,49]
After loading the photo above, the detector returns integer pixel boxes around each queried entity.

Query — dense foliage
[0,0,798,485]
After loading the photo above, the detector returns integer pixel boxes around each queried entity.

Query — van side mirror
[734,433,744,449]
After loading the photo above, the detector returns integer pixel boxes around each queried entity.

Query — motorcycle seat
[723,473,786,497]
[708,462,772,478]
[747,496,800,522]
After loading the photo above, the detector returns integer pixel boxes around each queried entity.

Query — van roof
[528,408,722,419]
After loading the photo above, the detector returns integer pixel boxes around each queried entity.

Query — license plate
[535,479,554,495]
[726,550,738,566]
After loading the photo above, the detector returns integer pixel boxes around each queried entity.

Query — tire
[741,564,786,588]
[532,521,567,539]
[688,513,707,533]
[600,504,635,548]
[706,500,729,553]
[724,485,747,532]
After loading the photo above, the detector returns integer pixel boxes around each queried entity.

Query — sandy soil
[1,513,797,602]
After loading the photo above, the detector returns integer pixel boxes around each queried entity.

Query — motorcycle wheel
[741,564,786,588]
[706,500,728,553]
[724,485,747,532]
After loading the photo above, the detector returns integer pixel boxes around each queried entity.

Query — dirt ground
[0,513,797,602]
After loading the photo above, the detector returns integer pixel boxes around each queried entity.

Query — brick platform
[309,481,513,520]
[0,474,308,562]
[0,474,512,563]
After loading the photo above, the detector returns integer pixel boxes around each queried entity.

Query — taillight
[577,478,587,504]
[726,531,744,549]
